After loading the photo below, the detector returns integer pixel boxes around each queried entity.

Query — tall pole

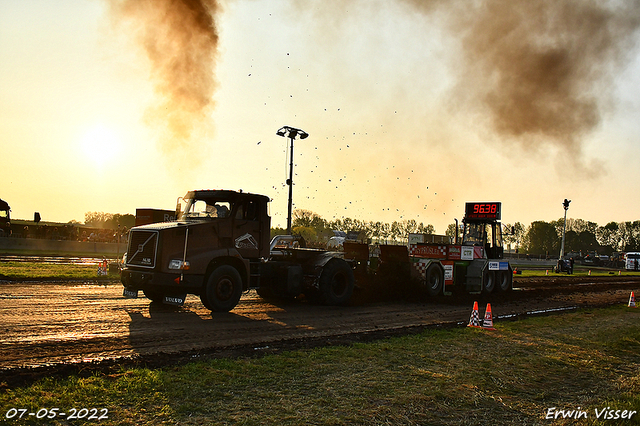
[287,135,294,235]
[560,199,571,258]
[276,126,309,236]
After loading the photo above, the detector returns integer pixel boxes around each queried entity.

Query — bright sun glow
[80,124,122,167]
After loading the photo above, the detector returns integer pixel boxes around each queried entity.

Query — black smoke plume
[109,0,220,161]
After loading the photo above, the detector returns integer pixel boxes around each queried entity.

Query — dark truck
[121,190,354,311]
[0,199,10,237]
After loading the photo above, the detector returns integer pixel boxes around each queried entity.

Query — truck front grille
[126,230,158,268]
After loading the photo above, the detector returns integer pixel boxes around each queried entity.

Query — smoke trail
[109,0,220,162]
[404,0,640,165]
[108,0,640,173]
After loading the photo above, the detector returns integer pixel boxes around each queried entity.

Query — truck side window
[235,204,244,220]
[244,201,258,221]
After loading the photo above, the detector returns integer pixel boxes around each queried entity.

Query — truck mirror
[175,198,182,219]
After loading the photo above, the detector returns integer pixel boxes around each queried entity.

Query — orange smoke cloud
[405,0,640,156]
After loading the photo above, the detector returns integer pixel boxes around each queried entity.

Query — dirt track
[1,276,638,387]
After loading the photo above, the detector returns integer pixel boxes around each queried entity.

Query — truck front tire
[201,265,243,312]
[317,259,355,306]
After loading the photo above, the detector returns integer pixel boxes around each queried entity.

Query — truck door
[232,200,262,259]
[485,223,504,259]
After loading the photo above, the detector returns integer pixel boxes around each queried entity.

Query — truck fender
[411,258,437,280]
[306,251,348,286]
[411,259,444,296]
[315,257,355,306]
[203,252,251,291]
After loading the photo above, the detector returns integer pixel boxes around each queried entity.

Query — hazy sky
[2,0,640,233]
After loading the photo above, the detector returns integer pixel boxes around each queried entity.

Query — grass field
[1,260,639,282]
[1,305,638,425]
[0,262,119,281]
[511,267,640,278]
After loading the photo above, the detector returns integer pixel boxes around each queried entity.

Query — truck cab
[460,202,511,293]
[461,222,504,259]
[122,189,354,311]
[122,190,271,310]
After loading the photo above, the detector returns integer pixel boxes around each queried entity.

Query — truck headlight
[168,259,190,270]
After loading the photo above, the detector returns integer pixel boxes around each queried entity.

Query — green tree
[292,225,317,243]
[596,222,621,253]
[84,212,135,229]
[503,222,526,253]
[446,223,459,243]
[525,221,559,256]
[270,226,287,240]
[417,222,435,235]
[621,221,640,251]
[293,209,326,230]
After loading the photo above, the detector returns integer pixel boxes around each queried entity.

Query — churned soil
[0,275,638,388]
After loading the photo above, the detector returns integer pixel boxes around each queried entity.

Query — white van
[625,252,640,270]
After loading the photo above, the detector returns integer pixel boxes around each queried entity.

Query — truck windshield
[181,198,232,220]
[462,223,486,246]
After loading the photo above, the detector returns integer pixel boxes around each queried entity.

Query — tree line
[278,210,640,256]
[272,209,435,245]
[87,208,640,256]
[502,218,640,256]
[84,212,136,230]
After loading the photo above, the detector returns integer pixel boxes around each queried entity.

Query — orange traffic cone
[482,303,496,330]
[629,291,636,308]
[468,301,481,328]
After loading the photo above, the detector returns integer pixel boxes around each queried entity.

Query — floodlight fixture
[276,126,308,140]
[276,126,309,234]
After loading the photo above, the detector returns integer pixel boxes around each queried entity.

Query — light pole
[276,126,309,235]
[560,198,571,258]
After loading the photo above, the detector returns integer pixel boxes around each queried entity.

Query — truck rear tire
[201,265,243,312]
[317,259,355,306]
[482,270,496,294]
[425,264,444,297]
[497,270,512,292]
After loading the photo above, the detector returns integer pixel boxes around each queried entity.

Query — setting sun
[79,124,122,167]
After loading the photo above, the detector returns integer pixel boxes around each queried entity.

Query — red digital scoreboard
[465,202,501,220]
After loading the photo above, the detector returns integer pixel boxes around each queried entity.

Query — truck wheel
[425,264,444,297]
[497,270,512,292]
[482,270,496,294]
[143,288,165,303]
[201,265,243,312]
[318,259,355,306]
